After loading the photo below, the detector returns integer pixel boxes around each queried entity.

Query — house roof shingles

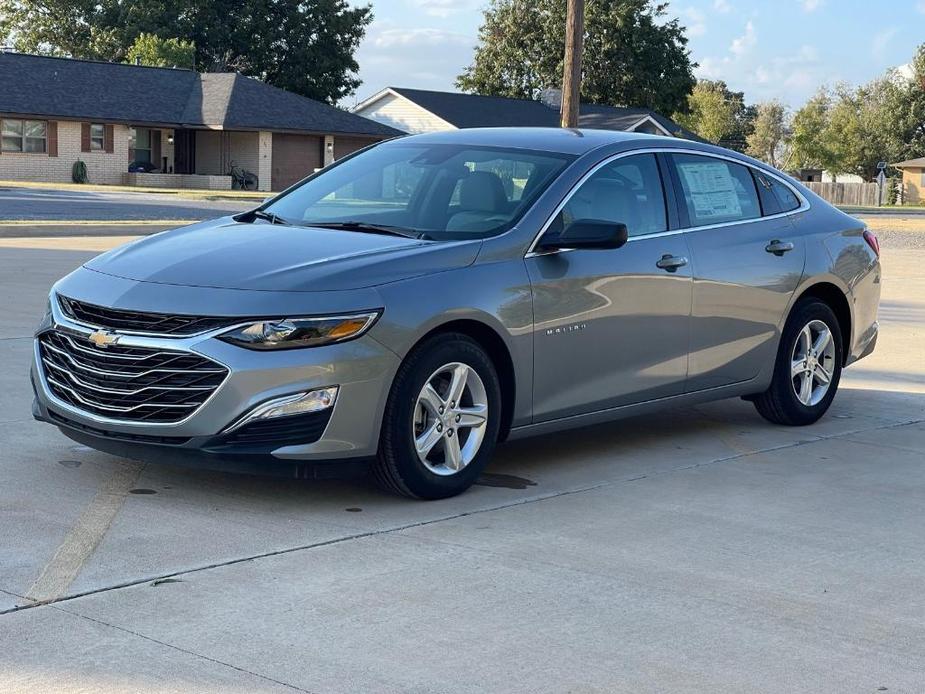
[387,87,704,141]
[0,52,400,137]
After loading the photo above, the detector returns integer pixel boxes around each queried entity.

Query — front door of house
[174,129,196,174]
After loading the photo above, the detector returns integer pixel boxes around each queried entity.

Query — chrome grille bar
[38,329,228,424]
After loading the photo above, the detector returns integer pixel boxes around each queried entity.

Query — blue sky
[350,0,925,110]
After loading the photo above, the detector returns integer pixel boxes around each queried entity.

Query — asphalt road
[0,233,924,692]
[0,186,252,221]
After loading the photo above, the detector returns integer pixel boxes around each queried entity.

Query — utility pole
[560,0,584,128]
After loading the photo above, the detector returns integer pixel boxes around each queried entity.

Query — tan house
[893,157,925,203]
[0,52,400,191]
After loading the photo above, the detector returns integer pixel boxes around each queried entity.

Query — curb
[0,180,268,201]
[0,219,200,226]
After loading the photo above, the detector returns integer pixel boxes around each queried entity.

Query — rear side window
[672,154,761,226]
[753,170,801,214]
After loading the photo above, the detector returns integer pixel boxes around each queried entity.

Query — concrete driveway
[1,232,923,692]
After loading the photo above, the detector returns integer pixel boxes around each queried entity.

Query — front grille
[58,295,237,336]
[38,329,228,423]
[215,410,333,449]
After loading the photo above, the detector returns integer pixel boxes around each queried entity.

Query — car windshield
[263,143,575,240]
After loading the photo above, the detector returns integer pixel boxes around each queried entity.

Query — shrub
[72,160,88,184]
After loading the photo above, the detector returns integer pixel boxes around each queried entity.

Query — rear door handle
[765,240,795,256]
[656,254,688,272]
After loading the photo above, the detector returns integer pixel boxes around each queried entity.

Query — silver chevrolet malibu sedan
[32,128,881,499]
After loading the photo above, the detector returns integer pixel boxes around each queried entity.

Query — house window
[130,127,151,163]
[1,119,47,153]
[90,124,105,151]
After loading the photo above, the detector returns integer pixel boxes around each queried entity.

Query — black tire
[374,333,502,499]
[753,298,843,426]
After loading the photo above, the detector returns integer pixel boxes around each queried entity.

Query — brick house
[0,52,401,191]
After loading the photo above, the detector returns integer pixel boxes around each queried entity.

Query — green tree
[746,100,786,167]
[457,0,696,116]
[125,33,195,69]
[788,87,836,176]
[887,44,925,163]
[673,79,752,149]
[0,0,371,103]
[803,80,902,182]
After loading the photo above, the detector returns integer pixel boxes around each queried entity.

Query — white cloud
[350,23,475,105]
[680,7,707,37]
[918,0,925,13]
[801,0,823,11]
[406,0,483,19]
[713,0,732,12]
[368,27,472,49]
[696,42,824,106]
[730,21,756,56]
[871,27,898,61]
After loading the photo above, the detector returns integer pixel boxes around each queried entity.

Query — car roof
[374,127,799,188]
[385,127,682,155]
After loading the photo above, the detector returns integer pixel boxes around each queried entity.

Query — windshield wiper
[304,220,427,240]
[250,209,290,226]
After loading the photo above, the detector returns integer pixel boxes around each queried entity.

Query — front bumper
[32,292,402,469]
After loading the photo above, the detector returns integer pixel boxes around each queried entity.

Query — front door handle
[765,240,795,256]
[656,254,689,272]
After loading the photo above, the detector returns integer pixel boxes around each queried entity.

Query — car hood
[84,217,482,292]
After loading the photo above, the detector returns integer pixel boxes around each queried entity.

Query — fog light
[224,386,338,433]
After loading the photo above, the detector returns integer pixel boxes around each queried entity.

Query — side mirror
[539,219,629,251]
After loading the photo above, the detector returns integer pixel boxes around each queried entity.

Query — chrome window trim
[525,147,810,258]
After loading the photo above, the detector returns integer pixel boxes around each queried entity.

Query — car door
[667,153,807,392]
[526,153,693,422]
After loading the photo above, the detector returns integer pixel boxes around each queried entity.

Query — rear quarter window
[753,170,802,215]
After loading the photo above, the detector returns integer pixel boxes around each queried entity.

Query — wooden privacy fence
[804,181,881,207]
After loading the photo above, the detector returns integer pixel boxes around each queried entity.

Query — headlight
[218,311,380,350]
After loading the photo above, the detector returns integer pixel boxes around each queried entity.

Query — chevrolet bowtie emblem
[88,329,120,349]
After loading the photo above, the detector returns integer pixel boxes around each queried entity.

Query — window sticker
[678,162,742,219]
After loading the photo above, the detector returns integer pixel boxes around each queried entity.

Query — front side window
[672,153,760,226]
[1,119,46,153]
[90,123,105,151]
[265,143,574,240]
[544,153,668,242]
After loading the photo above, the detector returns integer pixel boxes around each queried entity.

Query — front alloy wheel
[375,333,502,499]
[413,363,489,475]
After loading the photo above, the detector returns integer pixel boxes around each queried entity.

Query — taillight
[863,229,880,257]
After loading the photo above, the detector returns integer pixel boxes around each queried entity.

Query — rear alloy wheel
[790,319,837,407]
[754,298,843,426]
[374,333,501,499]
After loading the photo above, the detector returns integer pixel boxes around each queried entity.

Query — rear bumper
[847,320,878,366]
